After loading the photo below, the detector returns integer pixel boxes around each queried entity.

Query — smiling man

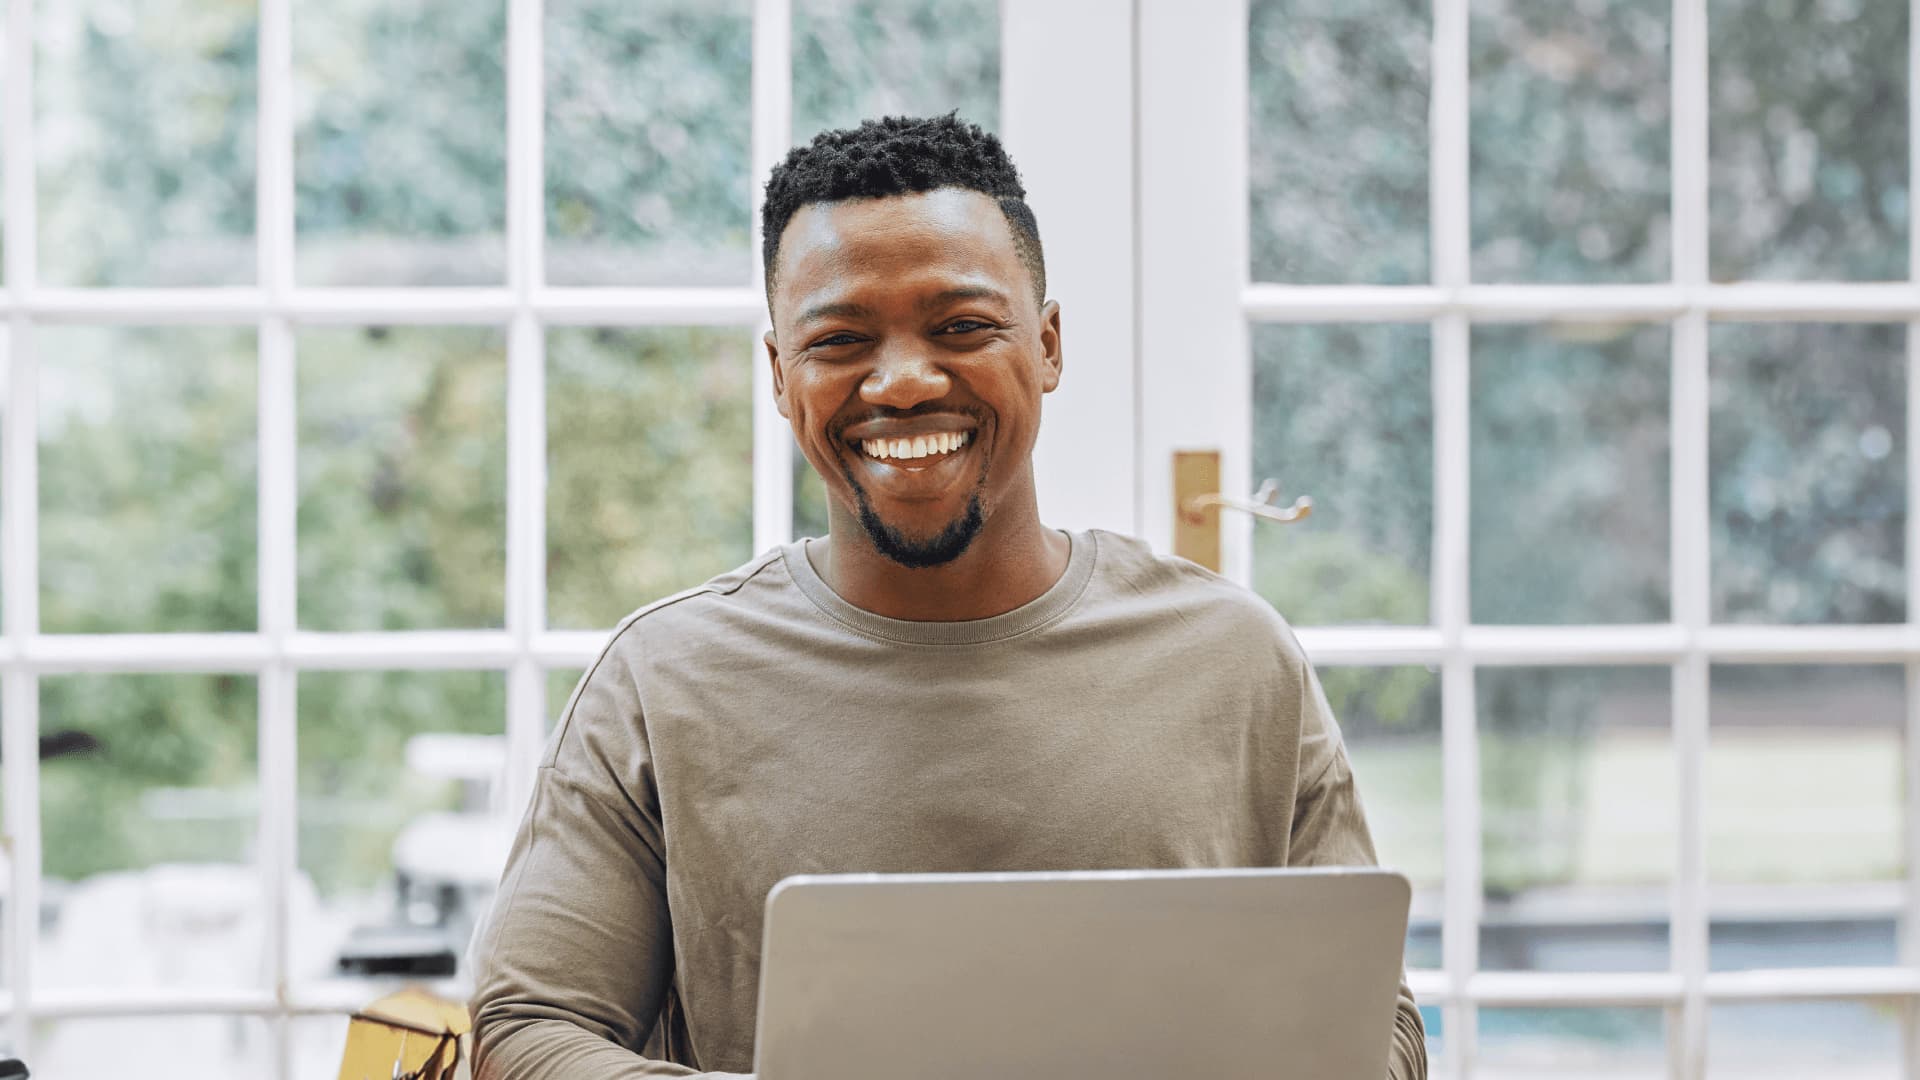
[470,114,1426,1079]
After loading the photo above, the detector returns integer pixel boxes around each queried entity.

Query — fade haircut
[760,113,1046,310]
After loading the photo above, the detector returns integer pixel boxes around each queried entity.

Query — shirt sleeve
[467,649,750,1080]
[1286,659,1431,1080]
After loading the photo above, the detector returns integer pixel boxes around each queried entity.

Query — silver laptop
[752,867,1411,1080]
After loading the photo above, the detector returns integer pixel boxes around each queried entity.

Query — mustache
[827,404,990,440]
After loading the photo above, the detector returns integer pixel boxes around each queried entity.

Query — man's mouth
[856,430,972,467]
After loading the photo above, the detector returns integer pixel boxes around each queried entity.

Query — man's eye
[812,333,861,348]
[941,319,993,334]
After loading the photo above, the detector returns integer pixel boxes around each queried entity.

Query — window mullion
[4,0,39,1062]
[1669,0,1712,1076]
[750,0,793,554]
[1429,0,1476,1071]
[254,0,297,1072]
[1903,4,1920,1078]
[504,0,548,825]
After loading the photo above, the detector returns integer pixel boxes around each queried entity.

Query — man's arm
[1287,660,1430,1080]
[468,654,749,1079]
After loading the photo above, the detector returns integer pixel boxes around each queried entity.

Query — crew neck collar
[781,529,1097,645]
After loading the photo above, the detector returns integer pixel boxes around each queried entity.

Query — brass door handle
[1173,451,1312,572]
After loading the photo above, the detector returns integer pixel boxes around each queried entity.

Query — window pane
[1323,665,1441,969]
[547,667,584,736]
[794,448,831,541]
[294,0,506,285]
[1252,324,1431,625]
[547,328,755,628]
[294,670,507,989]
[1709,0,1908,281]
[792,0,999,141]
[40,674,260,989]
[298,327,507,631]
[40,326,257,633]
[39,1015,271,1079]
[1471,324,1669,624]
[1710,324,1904,625]
[1479,1008,1666,1079]
[1249,0,1428,284]
[1708,1002,1901,1079]
[1708,665,1903,972]
[1470,0,1669,282]
[1480,667,1673,972]
[293,1015,359,1080]
[545,0,752,286]
[38,0,256,285]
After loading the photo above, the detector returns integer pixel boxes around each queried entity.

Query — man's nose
[859,343,952,409]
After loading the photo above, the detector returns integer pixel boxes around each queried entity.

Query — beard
[848,483,986,568]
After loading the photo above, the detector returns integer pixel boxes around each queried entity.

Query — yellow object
[336,988,472,1080]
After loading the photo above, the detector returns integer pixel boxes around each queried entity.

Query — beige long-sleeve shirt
[470,528,1427,1078]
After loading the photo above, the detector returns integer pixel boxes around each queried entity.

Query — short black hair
[760,113,1046,309]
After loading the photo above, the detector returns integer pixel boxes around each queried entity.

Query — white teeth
[860,430,972,462]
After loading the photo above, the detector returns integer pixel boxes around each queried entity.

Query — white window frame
[1136,1,1920,1078]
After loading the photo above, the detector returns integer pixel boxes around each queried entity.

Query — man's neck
[812,500,1072,623]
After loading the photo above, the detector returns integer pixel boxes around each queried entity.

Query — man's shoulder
[1085,529,1307,666]
[598,546,799,656]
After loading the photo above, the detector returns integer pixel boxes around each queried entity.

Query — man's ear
[1038,299,1063,394]
[765,330,790,418]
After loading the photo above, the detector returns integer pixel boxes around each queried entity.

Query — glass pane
[1710,324,1904,625]
[1708,665,1903,971]
[1480,667,1673,972]
[294,671,507,990]
[1478,1008,1666,1079]
[1249,0,1429,284]
[547,328,754,628]
[546,667,584,736]
[1707,1002,1901,1079]
[792,0,999,141]
[40,675,260,989]
[297,327,507,631]
[1252,324,1432,625]
[1323,665,1441,969]
[1708,0,1908,281]
[1419,1005,1448,1079]
[294,0,506,285]
[1470,0,1669,282]
[38,1016,271,1079]
[293,1015,357,1080]
[37,0,256,285]
[793,446,830,541]
[40,326,257,633]
[545,0,752,286]
[1471,324,1669,624]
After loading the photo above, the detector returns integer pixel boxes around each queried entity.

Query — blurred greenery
[38,0,257,286]
[547,327,754,628]
[40,327,258,634]
[298,327,508,631]
[298,671,505,897]
[294,0,507,285]
[1470,0,1671,282]
[30,0,1914,916]
[545,0,753,286]
[42,675,257,880]
[1708,0,1908,281]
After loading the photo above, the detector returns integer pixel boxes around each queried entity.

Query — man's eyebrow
[921,286,1012,310]
[795,300,877,325]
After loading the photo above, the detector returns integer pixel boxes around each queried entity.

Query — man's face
[767,187,1062,568]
